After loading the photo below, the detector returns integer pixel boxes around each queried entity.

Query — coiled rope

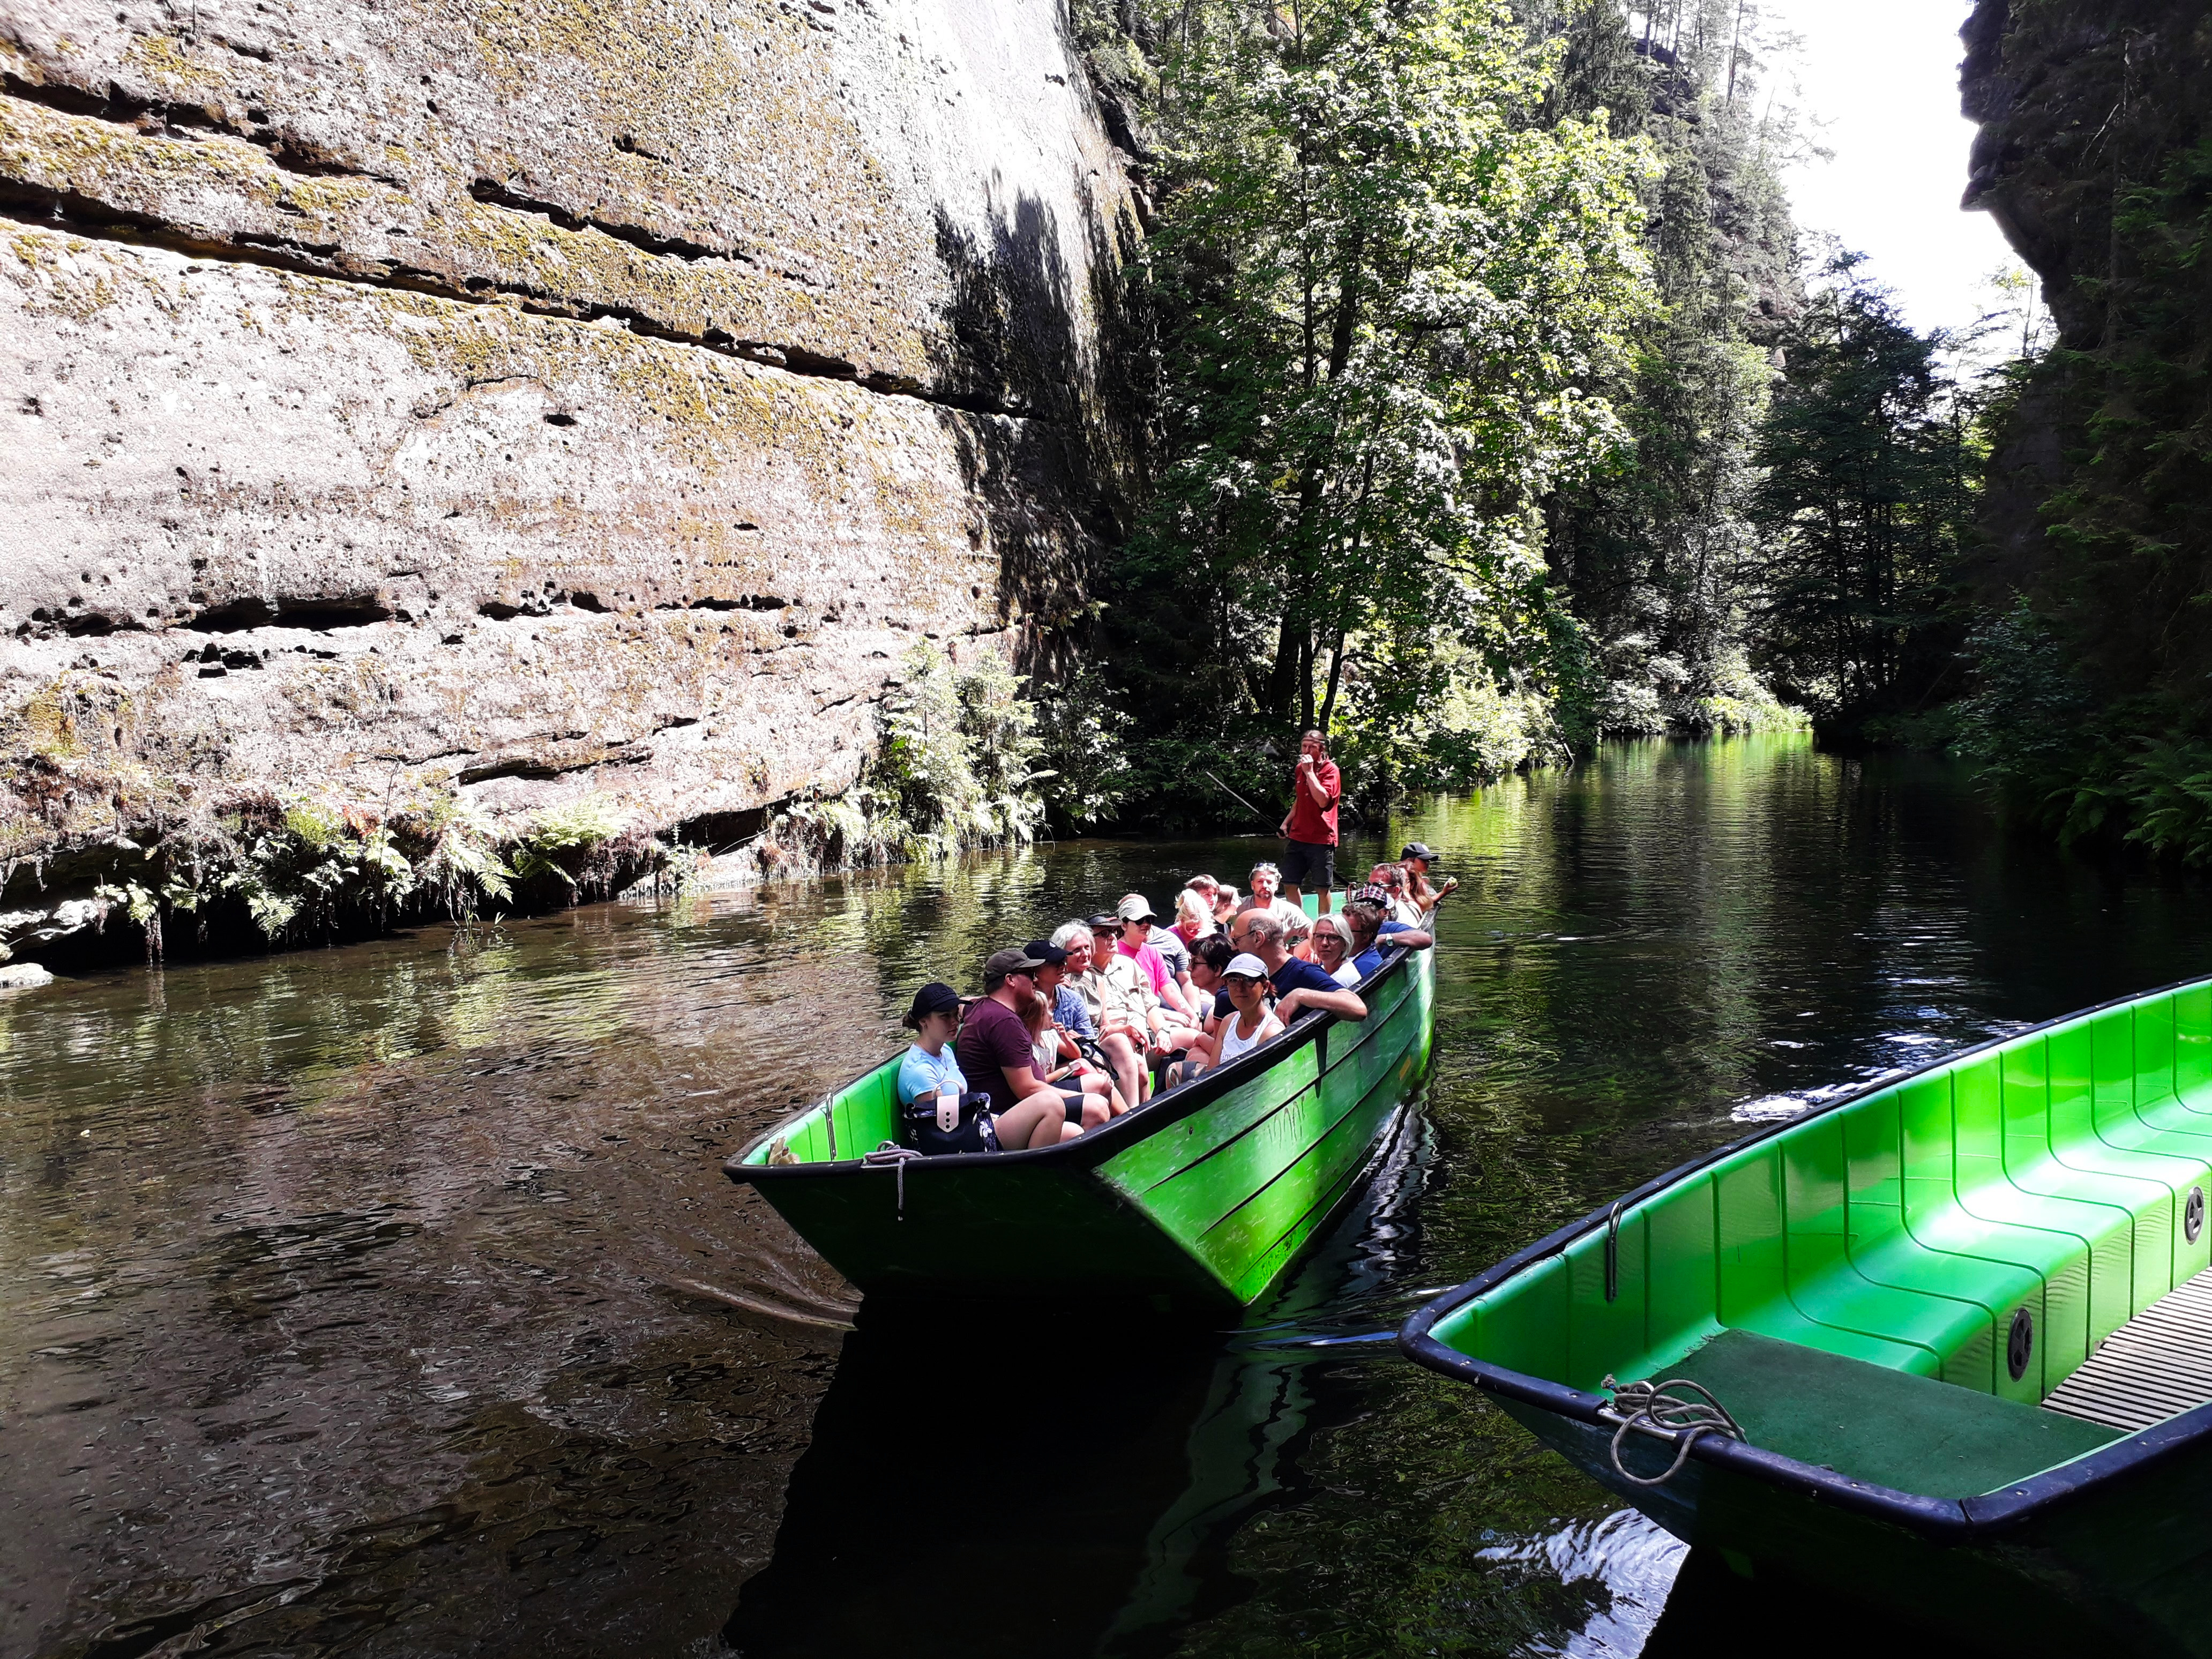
[1598,1374,1745,1487]
[864,1144,923,1217]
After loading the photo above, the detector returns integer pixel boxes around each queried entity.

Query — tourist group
[894,849,1454,1156]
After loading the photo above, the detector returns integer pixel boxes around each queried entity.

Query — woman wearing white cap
[1214,953,1286,1068]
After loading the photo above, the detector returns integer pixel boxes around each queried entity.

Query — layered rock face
[1962,0,2212,349]
[0,0,1139,953]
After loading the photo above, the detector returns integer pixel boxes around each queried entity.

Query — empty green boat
[1401,975,2212,1655]
[725,903,1436,1314]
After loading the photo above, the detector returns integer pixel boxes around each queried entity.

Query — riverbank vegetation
[1060,0,2212,874]
[27,0,2206,968]
[1053,0,1814,833]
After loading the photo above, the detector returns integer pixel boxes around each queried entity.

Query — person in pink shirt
[1109,894,1194,1018]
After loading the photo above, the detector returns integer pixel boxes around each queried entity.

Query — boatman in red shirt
[1277,728,1342,915]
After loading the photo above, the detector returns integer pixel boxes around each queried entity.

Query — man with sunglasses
[951,948,1085,1145]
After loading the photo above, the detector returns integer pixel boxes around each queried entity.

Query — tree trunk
[1267,610,1302,723]
[1318,627,1349,730]
[1326,231,1363,382]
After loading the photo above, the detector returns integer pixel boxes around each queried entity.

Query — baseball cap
[1223,953,1269,982]
[1401,842,1438,862]
[1086,912,1121,932]
[1348,884,1394,909]
[1022,939,1070,967]
[903,981,961,1028]
[1116,893,1159,924]
[982,947,1045,988]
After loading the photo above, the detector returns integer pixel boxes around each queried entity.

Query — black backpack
[903,1090,1001,1156]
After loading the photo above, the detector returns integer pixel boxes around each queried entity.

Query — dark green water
[8,734,2212,1657]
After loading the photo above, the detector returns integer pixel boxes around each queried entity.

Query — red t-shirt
[1286,757,1341,846]
[954,995,1043,1109]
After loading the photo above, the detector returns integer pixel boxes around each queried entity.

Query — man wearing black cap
[1400,842,1458,913]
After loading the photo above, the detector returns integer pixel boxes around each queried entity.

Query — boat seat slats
[2041,1266,2212,1432]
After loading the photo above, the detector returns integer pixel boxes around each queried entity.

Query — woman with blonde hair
[1171,887,1216,948]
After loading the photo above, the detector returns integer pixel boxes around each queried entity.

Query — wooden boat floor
[2043,1266,2212,1434]
[1656,1329,2121,1499]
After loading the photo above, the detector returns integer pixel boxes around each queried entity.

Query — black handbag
[903,1090,1001,1156]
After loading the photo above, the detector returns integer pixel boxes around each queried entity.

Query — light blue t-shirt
[897,1044,968,1109]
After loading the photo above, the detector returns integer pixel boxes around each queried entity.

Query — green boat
[724,898,1436,1314]
[1401,975,2212,1655]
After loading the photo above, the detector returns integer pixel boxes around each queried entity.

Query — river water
[7,734,2212,1658]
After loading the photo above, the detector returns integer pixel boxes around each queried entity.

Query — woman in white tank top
[1214,954,1284,1067]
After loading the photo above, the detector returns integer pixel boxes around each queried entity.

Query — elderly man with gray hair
[1226,908,1367,1025]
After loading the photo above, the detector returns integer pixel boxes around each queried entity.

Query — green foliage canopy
[1746,256,1974,720]
[1129,0,1659,761]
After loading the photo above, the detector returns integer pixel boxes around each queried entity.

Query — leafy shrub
[1032,662,1135,828]
[92,787,647,955]
[773,645,1051,870]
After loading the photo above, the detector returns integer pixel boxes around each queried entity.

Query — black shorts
[1281,837,1335,891]
[1056,1081,1088,1122]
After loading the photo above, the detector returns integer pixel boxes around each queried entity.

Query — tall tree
[1526,0,1805,735]
[1123,0,1657,771]
[1746,257,1971,720]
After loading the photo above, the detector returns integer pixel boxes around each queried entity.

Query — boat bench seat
[1659,1328,2123,1500]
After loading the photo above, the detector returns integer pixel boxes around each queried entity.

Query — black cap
[1401,842,1438,863]
[1022,939,1070,967]
[1086,913,1120,932]
[903,981,961,1028]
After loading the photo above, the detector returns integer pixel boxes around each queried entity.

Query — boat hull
[734,945,1435,1312]
[1497,1395,2212,1655]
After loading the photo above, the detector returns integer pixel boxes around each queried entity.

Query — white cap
[1223,953,1268,981]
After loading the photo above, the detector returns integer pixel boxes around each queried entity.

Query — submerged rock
[0,963,56,990]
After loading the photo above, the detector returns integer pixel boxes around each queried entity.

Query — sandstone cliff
[0,0,1141,959]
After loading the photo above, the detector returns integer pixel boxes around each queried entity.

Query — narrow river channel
[9,734,2212,1657]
